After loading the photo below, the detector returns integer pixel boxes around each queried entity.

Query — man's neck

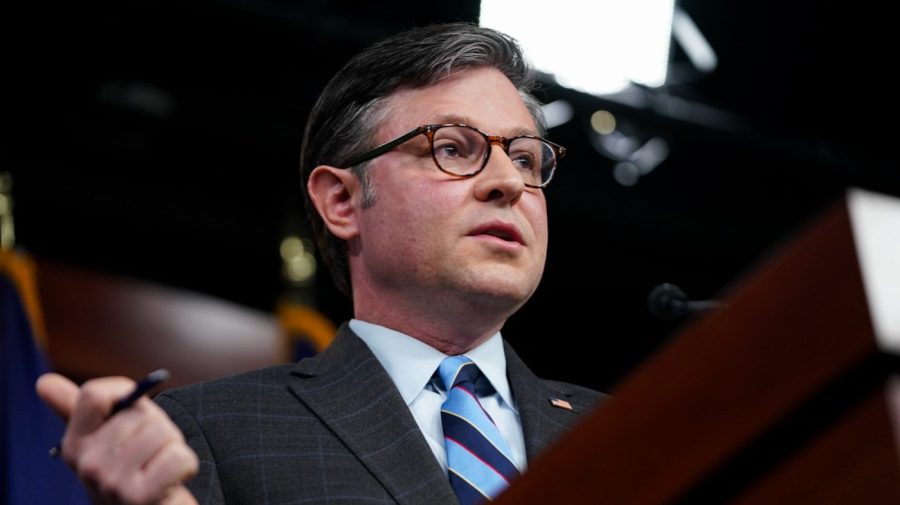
[352,299,508,355]
[348,268,524,354]
[355,312,503,355]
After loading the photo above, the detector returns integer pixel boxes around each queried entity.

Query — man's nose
[472,144,526,204]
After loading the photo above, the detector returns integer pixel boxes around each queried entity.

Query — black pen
[49,368,170,458]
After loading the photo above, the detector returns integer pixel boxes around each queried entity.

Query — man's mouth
[483,229,514,241]
[469,222,524,245]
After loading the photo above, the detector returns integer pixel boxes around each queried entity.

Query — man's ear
[307,165,360,240]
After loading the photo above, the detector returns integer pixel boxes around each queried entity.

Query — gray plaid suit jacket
[157,323,604,505]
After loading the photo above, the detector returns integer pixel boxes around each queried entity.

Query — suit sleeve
[156,392,226,505]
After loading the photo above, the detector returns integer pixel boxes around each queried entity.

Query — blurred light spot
[671,6,718,72]
[631,137,670,175]
[590,110,617,134]
[593,129,640,159]
[285,254,317,283]
[613,161,640,186]
[542,100,574,129]
[280,235,316,283]
[604,135,670,186]
[280,236,305,259]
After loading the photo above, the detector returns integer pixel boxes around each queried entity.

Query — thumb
[36,372,80,422]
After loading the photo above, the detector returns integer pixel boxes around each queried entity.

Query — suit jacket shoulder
[157,327,455,505]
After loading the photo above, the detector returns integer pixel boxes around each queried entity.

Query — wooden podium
[498,189,900,504]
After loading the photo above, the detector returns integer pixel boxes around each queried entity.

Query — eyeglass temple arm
[341,127,425,168]
[548,141,566,159]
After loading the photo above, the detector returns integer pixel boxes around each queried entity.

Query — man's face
[350,66,549,320]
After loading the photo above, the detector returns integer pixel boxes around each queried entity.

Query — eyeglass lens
[432,126,555,186]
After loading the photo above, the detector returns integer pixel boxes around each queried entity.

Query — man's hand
[36,373,199,505]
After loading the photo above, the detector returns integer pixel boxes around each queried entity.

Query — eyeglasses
[342,124,567,188]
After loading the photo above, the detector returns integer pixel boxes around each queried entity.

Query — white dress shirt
[349,319,527,473]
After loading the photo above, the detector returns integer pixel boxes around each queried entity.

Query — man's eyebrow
[431,113,473,125]
[430,113,538,137]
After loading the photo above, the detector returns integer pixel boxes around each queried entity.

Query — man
[37,23,604,504]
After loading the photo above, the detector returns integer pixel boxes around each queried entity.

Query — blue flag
[1,275,91,505]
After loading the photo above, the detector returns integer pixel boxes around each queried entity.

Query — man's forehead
[426,112,538,137]
[378,76,539,138]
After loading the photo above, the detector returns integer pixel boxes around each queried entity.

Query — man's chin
[458,273,539,312]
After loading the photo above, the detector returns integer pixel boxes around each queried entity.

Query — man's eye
[437,144,460,157]
[511,152,536,170]
[436,141,472,160]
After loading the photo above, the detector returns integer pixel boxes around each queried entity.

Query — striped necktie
[439,355,520,504]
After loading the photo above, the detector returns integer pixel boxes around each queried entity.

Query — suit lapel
[288,324,457,505]
[504,342,585,461]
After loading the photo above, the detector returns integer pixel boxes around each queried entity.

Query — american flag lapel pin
[549,398,574,411]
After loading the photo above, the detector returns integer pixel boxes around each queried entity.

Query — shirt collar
[349,319,515,411]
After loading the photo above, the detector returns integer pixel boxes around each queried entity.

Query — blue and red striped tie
[439,356,520,504]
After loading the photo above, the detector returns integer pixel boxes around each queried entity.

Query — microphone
[647,283,723,321]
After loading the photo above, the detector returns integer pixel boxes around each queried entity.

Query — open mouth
[470,222,524,245]
[483,229,515,241]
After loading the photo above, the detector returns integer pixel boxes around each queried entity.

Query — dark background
[4,0,897,391]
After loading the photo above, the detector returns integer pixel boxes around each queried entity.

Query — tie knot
[438,355,481,392]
